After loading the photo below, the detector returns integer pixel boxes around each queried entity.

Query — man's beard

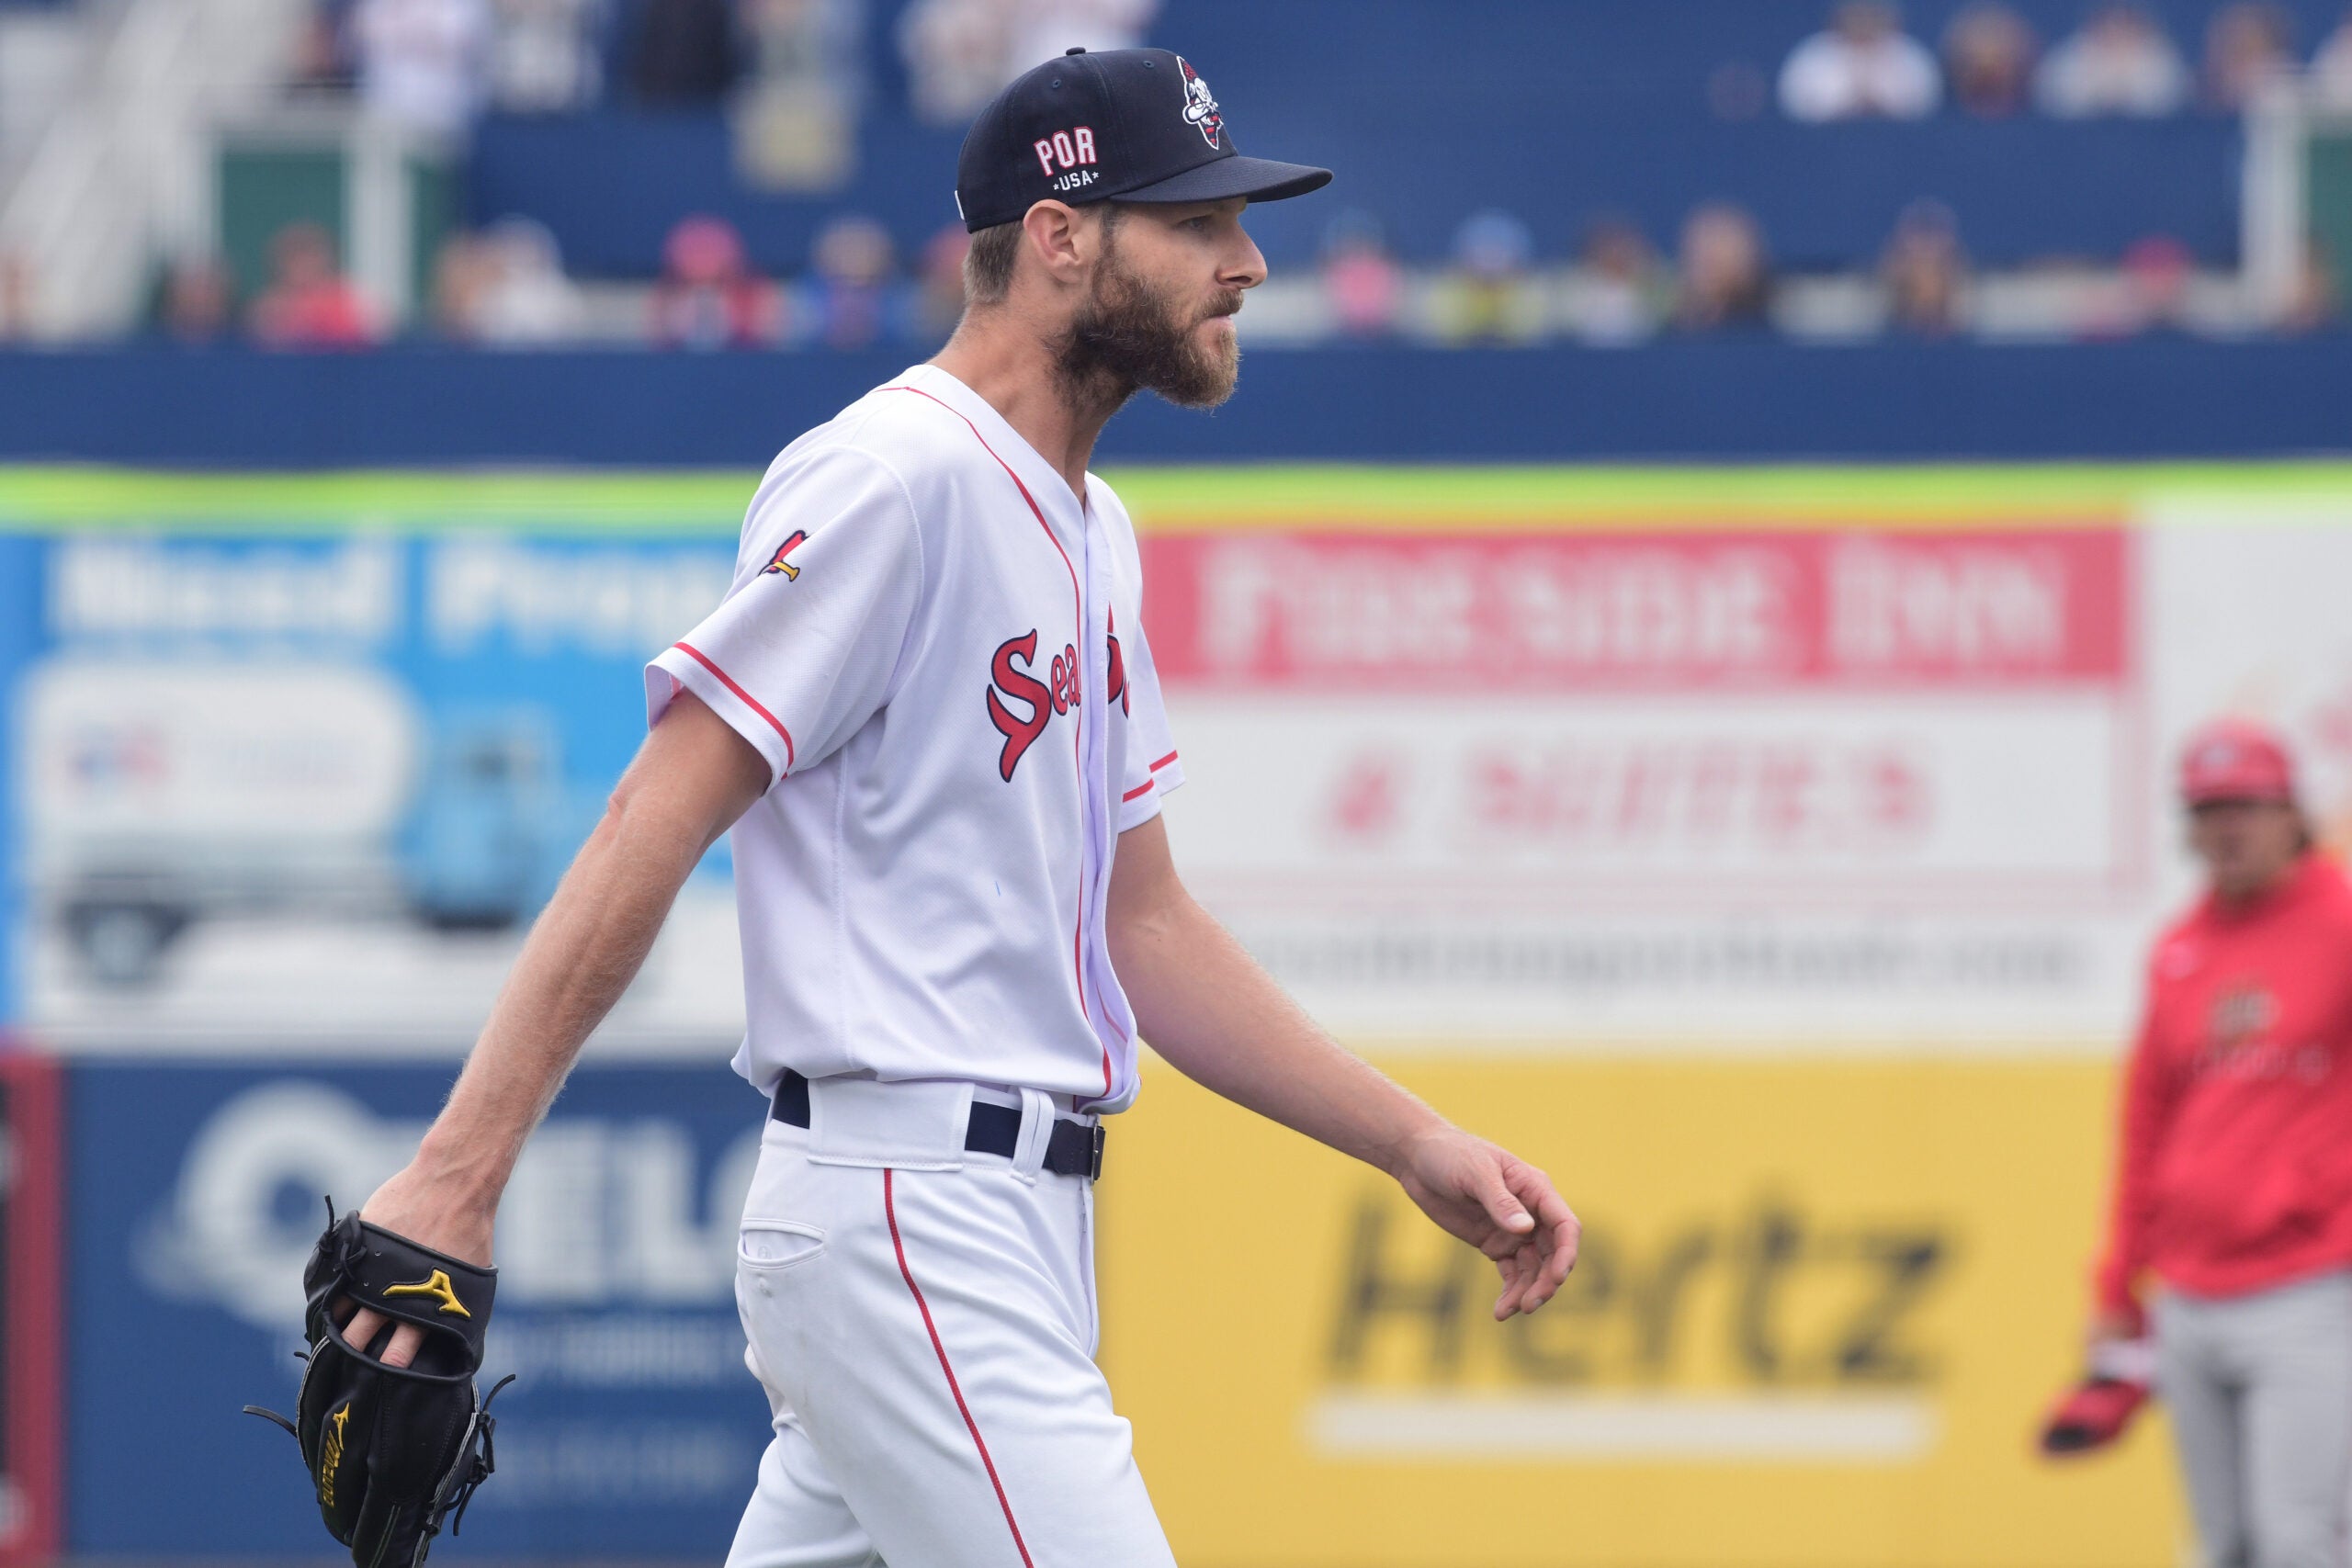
[1054,244,1242,415]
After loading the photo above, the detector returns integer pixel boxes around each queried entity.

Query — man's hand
[335,1162,497,1371]
[1389,1127,1579,1320]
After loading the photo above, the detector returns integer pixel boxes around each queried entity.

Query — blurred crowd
[3,0,2344,349]
[1769,0,2352,119]
[276,0,2352,133]
[285,0,1155,135]
[122,191,2334,353]
[138,209,977,350]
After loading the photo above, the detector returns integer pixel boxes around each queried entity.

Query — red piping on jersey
[673,641,797,773]
[888,382,1112,1098]
[885,1168,1036,1568]
[1121,779,1155,803]
[1150,750,1178,773]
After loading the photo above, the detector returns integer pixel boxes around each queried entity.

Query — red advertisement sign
[0,1050,60,1566]
[1143,528,2127,692]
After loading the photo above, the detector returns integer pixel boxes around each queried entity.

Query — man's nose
[1223,230,1268,290]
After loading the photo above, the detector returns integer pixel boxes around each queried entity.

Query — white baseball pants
[724,1077,1178,1568]
[2154,1269,2352,1568]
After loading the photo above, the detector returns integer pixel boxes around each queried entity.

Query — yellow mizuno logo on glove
[381,1269,470,1317]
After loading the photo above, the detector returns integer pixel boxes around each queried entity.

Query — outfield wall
[12,463,2352,1560]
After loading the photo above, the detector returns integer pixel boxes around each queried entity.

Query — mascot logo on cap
[1176,56,1222,148]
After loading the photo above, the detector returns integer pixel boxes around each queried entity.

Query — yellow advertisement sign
[1099,1054,2182,1568]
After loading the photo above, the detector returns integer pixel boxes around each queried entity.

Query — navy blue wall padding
[461,0,2327,276]
[468,110,2245,276]
[0,340,2346,466]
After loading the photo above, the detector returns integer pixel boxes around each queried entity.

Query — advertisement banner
[8,466,2352,1055]
[1099,1055,2181,1568]
[65,1060,769,1555]
[6,522,746,1050]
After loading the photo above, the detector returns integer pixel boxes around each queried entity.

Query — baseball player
[2080,718,2352,1568]
[334,47,1579,1567]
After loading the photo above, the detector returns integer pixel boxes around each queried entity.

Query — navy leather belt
[769,1070,1106,1180]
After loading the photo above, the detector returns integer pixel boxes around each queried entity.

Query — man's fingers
[380,1324,426,1371]
[1473,1160,1534,1237]
[330,1301,424,1368]
[338,1302,383,1349]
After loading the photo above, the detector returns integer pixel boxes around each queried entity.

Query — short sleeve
[1114,614,1183,831]
[647,446,922,784]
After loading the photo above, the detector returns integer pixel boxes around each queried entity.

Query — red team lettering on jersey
[989,627,1134,782]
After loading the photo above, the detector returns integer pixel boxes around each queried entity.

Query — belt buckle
[1088,1122,1105,1181]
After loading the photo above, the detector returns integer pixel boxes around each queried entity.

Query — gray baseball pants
[2154,1270,2352,1568]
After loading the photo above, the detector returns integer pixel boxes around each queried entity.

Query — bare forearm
[1112,889,1444,1173]
[401,695,767,1219]
[411,795,712,1210]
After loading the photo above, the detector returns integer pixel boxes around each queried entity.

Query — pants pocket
[739,1218,828,1272]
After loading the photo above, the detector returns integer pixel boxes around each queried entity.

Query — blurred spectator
[911,223,972,343]
[1566,217,1668,346]
[2118,233,2196,334]
[651,215,777,348]
[287,3,359,93]
[0,250,31,342]
[1319,211,1404,339]
[1002,0,1157,80]
[1429,209,1547,345]
[159,256,236,344]
[2313,10,2352,105]
[2203,2,2295,110]
[899,0,1157,125]
[735,0,866,190]
[1674,203,1770,332]
[1779,3,1941,121]
[2036,5,2189,117]
[1942,4,2037,117]
[436,219,584,344]
[899,0,1013,125]
[249,222,377,348]
[351,0,492,137]
[1881,200,1967,334]
[796,215,899,349]
[487,0,604,112]
[431,231,496,337]
[631,0,743,105]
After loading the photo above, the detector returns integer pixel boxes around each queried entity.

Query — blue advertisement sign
[6,527,747,1046]
[0,534,42,1024]
[67,1060,771,1554]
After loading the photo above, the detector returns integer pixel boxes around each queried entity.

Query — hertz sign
[1098,1055,2183,1568]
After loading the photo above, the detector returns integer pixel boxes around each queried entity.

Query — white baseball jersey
[645,363,1183,1111]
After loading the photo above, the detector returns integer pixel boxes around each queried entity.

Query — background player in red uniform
[2086,718,2352,1568]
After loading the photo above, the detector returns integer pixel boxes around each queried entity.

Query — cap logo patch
[1176,56,1222,148]
[1033,126,1099,192]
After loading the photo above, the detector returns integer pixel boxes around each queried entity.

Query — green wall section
[7,463,2352,536]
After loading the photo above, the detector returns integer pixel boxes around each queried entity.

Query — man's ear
[1020,201,1090,288]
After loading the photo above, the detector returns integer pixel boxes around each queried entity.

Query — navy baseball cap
[955,48,1331,232]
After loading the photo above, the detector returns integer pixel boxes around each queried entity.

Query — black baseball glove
[245,1201,514,1568]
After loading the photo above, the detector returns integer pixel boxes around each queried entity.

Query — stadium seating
[463,0,2345,276]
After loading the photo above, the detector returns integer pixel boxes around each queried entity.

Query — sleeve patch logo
[381,1268,472,1317]
[761,531,809,581]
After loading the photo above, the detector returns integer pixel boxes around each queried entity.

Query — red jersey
[2097,853,2352,1325]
